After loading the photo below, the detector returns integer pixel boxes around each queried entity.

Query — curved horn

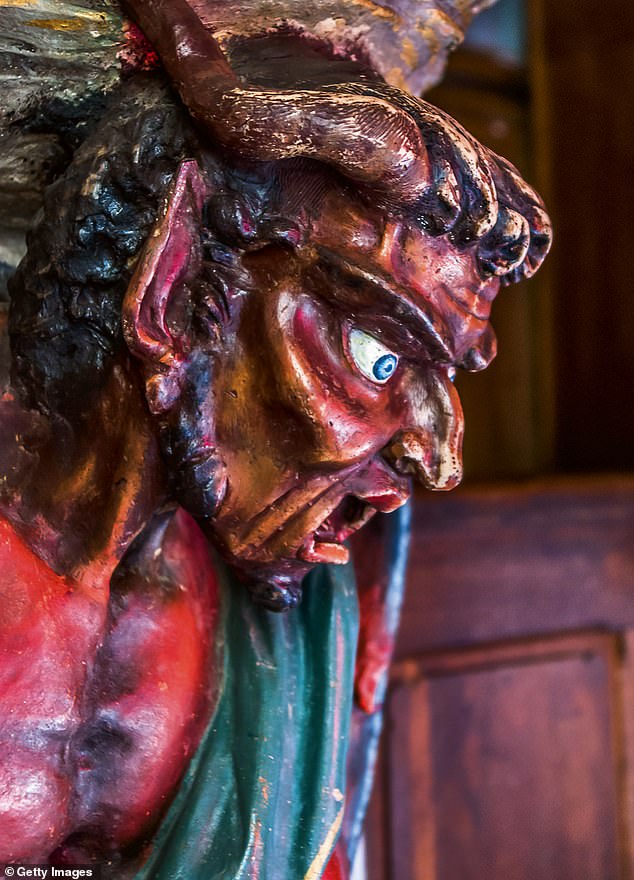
[122,0,432,203]
[123,0,552,280]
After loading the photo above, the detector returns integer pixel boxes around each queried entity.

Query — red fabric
[323,842,349,880]
[351,517,395,715]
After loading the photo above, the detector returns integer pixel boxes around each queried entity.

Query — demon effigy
[0,1,551,876]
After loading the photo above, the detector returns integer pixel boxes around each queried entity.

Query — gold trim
[303,806,344,880]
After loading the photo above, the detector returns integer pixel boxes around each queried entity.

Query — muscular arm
[0,509,220,865]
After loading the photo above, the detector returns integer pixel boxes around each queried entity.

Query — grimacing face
[128,166,502,608]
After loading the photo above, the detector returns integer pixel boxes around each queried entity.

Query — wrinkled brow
[307,247,457,365]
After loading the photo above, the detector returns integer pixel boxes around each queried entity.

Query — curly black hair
[9,77,194,418]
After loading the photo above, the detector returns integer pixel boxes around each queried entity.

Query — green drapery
[134,558,359,880]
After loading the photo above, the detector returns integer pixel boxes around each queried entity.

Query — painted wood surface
[400,476,634,654]
[367,476,634,880]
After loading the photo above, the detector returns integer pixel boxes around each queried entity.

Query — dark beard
[159,354,228,521]
[246,575,304,612]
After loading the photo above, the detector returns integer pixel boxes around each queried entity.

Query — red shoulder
[69,507,223,848]
[0,515,67,627]
[0,513,108,650]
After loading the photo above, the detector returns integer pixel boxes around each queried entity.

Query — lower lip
[299,538,350,565]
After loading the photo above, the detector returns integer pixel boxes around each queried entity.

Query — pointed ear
[123,159,206,370]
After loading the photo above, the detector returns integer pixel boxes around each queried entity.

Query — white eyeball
[347,328,399,385]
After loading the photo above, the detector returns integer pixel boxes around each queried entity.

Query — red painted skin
[0,509,383,875]
[0,509,220,863]
[64,0,547,871]
[198,207,479,584]
[0,517,105,858]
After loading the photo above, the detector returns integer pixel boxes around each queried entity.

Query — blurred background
[367,0,634,877]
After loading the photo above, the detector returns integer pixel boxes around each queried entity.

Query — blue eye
[347,328,400,385]
[373,353,398,381]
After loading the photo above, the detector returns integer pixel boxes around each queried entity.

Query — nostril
[380,436,406,475]
[382,431,434,479]
[382,429,462,491]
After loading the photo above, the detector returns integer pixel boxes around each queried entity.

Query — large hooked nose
[382,370,464,491]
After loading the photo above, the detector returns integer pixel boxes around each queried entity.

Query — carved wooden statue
[0,0,551,877]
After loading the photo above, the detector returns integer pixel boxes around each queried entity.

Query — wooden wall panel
[383,635,623,880]
[365,479,634,880]
[530,0,634,470]
[388,679,436,880]
[397,477,634,656]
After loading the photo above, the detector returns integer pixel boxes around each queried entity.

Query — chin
[223,554,316,613]
[246,574,306,612]
[203,496,373,611]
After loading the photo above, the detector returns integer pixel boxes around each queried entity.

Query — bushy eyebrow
[310,247,455,364]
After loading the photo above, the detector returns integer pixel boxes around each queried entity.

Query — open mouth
[299,495,376,565]
[314,494,374,543]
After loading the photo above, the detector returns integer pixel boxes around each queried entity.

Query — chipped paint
[25,17,91,31]
[385,65,409,91]
[416,8,464,44]
[353,0,401,25]
[401,37,418,69]
[258,775,270,805]
[0,0,38,7]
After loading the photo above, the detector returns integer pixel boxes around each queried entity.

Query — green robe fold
[134,558,359,880]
